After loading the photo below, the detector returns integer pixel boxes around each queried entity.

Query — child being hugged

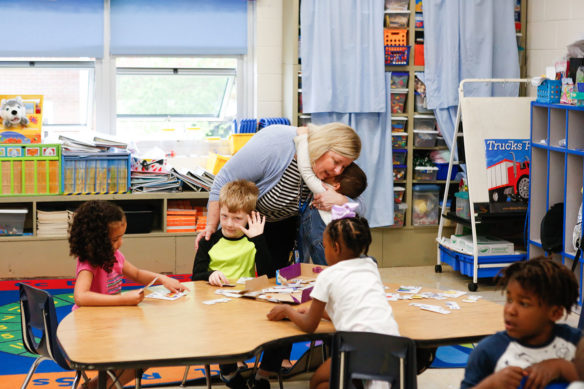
[69,200,188,389]
[192,179,271,389]
[267,210,399,389]
[461,257,581,389]
[294,129,367,265]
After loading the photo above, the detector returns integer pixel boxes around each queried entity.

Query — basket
[228,133,254,155]
[384,29,407,46]
[536,80,561,103]
[61,151,131,194]
[385,45,410,66]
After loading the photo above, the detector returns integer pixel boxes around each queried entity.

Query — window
[115,57,238,140]
[0,59,95,137]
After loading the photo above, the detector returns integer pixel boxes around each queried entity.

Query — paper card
[386,293,399,301]
[146,286,187,301]
[398,286,422,294]
[410,303,451,314]
[202,298,232,305]
[438,290,467,299]
[462,295,482,303]
[445,301,461,310]
[215,289,243,298]
[236,277,254,284]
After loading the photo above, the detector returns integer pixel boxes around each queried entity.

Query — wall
[526,0,584,88]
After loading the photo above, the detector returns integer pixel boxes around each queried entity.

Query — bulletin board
[460,97,533,203]
[0,95,43,144]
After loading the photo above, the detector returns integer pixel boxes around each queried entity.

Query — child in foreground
[191,179,271,388]
[69,200,187,389]
[460,257,581,389]
[294,128,367,265]
[267,211,399,389]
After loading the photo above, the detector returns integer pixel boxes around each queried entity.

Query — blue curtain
[300,0,385,113]
[424,0,519,149]
[0,0,104,58]
[110,0,247,55]
[311,72,394,228]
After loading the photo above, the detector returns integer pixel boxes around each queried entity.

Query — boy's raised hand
[240,211,265,238]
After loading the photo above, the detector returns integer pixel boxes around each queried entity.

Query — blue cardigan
[209,125,297,202]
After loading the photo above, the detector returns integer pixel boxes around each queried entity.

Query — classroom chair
[277,339,329,389]
[329,331,417,389]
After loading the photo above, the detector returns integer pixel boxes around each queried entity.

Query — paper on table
[146,285,187,301]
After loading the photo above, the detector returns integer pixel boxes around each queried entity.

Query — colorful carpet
[0,278,470,388]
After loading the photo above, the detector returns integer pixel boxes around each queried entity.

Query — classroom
[1,0,584,388]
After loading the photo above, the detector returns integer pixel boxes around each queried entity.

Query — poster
[484,139,530,203]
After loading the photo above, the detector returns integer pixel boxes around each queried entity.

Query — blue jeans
[298,207,327,265]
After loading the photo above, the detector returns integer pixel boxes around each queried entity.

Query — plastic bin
[384,29,408,46]
[435,163,458,180]
[392,203,407,227]
[413,130,438,147]
[394,186,405,203]
[391,132,408,148]
[385,12,410,28]
[124,207,154,234]
[414,92,432,113]
[413,115,436,132]
[412,184,439,225]
[392,149,407,165]
[390,72,409,89]
[455,191,470,219]
[393,165,406,181]
[385,0,409,11]
[206,153,231,175]
[228,133,254,155]
[0,144,61,196]
[0,208,28,235]
[414,166,438,180]
[537,80,561,104]
[61,151,131,194]
[391,117,407,132]
[415,12,424,28]
[414,44,425,66]
[385,46,410,66]
[390,89,408,113]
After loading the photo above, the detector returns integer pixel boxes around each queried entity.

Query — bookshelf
[0,192,209,278]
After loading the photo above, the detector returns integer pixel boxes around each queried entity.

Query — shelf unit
[0,192,209,278]
[527,102,584,304]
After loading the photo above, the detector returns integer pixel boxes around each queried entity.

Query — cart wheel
[435,265,442,273]
[468,282,478,292]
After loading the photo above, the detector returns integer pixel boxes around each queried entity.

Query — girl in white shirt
[267,211,399,389]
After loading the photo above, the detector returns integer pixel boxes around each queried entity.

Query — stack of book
[167,200,197,233]
[59,135,128,153]
[36,209,74,237]
[170,166,215,192]
[131,171,180,193]
[195,206,207,232]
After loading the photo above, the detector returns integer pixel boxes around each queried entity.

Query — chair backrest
[19,283,70,369]
[329,331,417,389]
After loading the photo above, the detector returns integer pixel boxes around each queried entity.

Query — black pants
[258,216,297,372]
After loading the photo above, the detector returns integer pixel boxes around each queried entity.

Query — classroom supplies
[61,151,131,194]
[0,95,43,143]
[0,208,28,235]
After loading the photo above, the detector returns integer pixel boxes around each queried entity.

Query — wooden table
[57,280,503,386]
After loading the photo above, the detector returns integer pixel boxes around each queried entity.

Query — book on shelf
[58,135,107,153]
[170,167,212,192]
[93,136,128,149]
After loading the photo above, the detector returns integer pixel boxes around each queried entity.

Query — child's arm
[192,236,216,282]
[524,359,578,388]
[294,133,326,194]
[267,299,326,333]
[464,367,525,389]
[122,260,189,293]
[74,270,145,306]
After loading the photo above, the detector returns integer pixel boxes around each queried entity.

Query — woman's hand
[195,225,217,250]
[240,211,265,238]
[209,271,229,286]
[313,187,348,211]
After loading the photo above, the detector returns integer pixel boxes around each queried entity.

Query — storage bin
[413,115,435,132]
[228,133,254,155]
[435,163,458,180]
[393,165,406,181]
[391,132,408,148]
[390,89,408,113]
[439,245,525,279]
[385,0,409,11]
[413,129,438,147]
[412,184,439,226]
[0,208,28,235]
[537,80,561,104]
[390,72,409,89]
[415,12,424,28]
[61,152,131,194]
[384,29,408,46]
[393,186,405,203]
[415,0,423,12]
[436,136,446,147]
[124,207,154,234]
[392,203,407,227]
[455,191,470,219]
[385,12,410,28]
[414,44,425,66]
[414,166,438,180]
[414,92,432,113]
[392,149,407,165]
[385,45,410,66]
[391,117,407,132]
[206,153,231,175]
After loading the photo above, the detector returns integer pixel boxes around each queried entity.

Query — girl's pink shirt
[72,250,125,310]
